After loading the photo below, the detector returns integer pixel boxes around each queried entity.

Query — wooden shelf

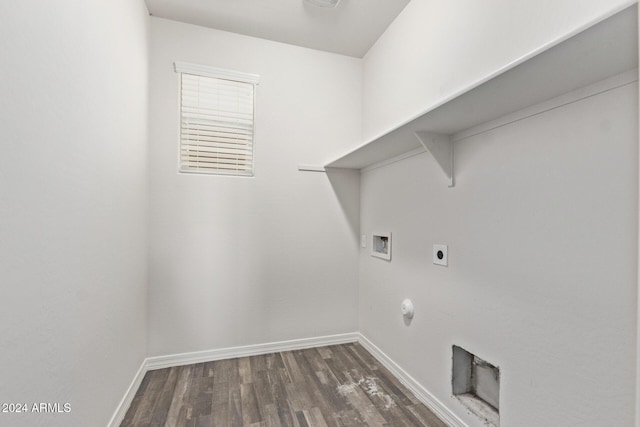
[325,5,638,185]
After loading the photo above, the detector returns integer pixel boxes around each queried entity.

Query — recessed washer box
[371,232,391,261]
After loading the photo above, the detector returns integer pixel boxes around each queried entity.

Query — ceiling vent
[304,0,341,7]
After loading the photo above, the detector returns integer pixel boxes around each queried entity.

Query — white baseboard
[357,333,467,427]
[146,332,360,371]
[107,358,148,427]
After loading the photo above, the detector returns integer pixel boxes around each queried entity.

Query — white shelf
[325,5,638,183]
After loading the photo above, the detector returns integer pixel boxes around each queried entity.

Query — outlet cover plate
[433,244,448,266]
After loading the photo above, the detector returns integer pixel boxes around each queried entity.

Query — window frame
[174,61,260,177]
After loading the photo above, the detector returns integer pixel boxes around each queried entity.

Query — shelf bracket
[415,131,454,187]
[298,164,326,172]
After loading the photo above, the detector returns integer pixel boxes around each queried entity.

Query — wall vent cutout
[371,232,391,261]
[452,345,500,427]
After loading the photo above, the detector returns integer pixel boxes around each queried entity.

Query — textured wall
[0,1,149,425]
[147,17,362,356]
[359,81,638,426]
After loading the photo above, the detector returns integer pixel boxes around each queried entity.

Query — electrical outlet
[433,244,448,266]
[361,235,367,248]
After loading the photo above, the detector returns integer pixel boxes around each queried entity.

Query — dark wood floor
[121,342,447,427]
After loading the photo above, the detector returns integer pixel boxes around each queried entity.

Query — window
[174,62,259,176]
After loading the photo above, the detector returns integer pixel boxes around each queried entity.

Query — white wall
[360,2,639,424]
[359,81,638,425]
[0,1,149,426]
[363,0,637,141]
[147,18,361,356]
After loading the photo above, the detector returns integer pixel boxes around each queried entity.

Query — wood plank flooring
[121,343,447,427]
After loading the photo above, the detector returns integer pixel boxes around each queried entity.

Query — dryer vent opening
[452,345,500,426]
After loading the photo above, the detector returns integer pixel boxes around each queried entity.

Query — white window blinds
[175,62,259,176]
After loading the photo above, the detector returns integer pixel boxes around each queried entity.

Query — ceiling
[144,0,411,57]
